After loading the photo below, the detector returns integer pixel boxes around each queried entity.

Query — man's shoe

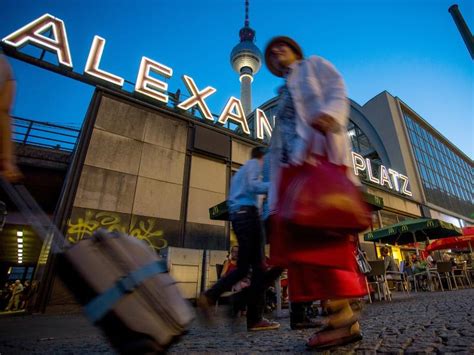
[248,318,280,331]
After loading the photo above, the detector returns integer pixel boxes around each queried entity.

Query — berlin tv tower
[230,0,262,116]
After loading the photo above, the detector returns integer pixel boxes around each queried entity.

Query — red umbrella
[426,227,474,252]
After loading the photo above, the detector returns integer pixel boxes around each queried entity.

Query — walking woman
[264,36,367,349]
[0,49,22,182]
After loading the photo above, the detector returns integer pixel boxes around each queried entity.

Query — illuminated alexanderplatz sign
[2,14,412,197]
[2,14,273,140]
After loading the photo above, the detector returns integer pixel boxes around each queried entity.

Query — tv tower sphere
[230,0,262,115]
[230,31,263,76]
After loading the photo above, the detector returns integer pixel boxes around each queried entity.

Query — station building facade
[3,85,473,309]
[61,88,473,259]
[1,12,472,310]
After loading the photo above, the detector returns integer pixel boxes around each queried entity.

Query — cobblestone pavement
[0,288,473,354]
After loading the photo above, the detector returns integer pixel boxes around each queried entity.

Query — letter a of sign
[2,14,73,68]
[177,75,216,121]
[218,97,250,135]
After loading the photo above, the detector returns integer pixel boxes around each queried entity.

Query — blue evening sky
[1,0,473,158]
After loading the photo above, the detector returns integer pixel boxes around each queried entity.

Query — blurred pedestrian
[263,153,316,329]
[198,147,280,331]
[381,247,399,272]
[6,279,23,311]
[20,280,30,309]
[264,36,366,349]
[0,282,11,310]
[0,49,22,182]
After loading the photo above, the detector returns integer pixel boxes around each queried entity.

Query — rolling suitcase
[0,178,194,353]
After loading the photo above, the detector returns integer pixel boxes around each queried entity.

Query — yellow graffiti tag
[67,209,167,250]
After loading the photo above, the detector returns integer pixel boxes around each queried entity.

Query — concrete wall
[185,155,227,250]
[67,94,247,252]
[69,96,187,250]
[232,140,253,165]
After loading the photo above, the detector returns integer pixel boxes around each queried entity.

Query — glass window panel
[380,210,399,228]
[8,267,25,280]
[371,212,380,230]
[419,164,428,181]
[25,267,34,280]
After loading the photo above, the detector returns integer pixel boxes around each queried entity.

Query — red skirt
[269,166,367,302]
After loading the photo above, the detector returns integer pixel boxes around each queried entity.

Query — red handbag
[280,156,371,232]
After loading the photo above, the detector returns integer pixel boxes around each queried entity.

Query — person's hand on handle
[0,159,23,183]
[311,113,340,134]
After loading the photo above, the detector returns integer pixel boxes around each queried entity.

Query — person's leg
[204,214,252,302]
[306,298,362,349]
[245,212,279,331]
[13,295,20,310]
[245,213,265,326]
[290,301,320,329]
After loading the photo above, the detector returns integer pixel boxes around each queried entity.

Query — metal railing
[12,116,80,152]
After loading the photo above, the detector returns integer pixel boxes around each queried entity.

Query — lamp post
[448,4,474,59]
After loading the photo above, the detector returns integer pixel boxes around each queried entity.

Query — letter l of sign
[84,36,124,87]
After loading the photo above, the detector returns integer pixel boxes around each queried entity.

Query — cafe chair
[452,264,471,288]
[386,270,410,294]
[432,261,456,291]
[367,260,392,301]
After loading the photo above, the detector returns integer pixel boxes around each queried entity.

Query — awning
[209,192,384,221]
[426,227,474,252]
[363,218,462,245]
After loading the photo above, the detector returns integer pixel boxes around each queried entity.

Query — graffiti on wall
[67,209,168,250]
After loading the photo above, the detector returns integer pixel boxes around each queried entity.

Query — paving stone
[0,289,473,353]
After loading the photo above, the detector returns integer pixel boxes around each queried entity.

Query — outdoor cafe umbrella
[363,218,463,246]
[425,227,474,253]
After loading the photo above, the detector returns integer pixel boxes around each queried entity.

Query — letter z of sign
[399,174,412,196]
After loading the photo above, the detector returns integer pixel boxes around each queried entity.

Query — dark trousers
[205,206,265,326]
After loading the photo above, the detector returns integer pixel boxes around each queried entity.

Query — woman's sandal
[306,322,363,350]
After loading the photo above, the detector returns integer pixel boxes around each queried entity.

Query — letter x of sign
[177,75,216,121]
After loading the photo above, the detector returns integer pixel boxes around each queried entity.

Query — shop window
[25,267,34,280]
[371,212,380,230]
[8,267,25,281]
[380,211,398,228]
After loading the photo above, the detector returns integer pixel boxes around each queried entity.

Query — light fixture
[18,243,23,248]
[18,260,23,264]
[18,248,23,253]
[17,231,23,237]
[17,238,23,243]
[18,252,23,256]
